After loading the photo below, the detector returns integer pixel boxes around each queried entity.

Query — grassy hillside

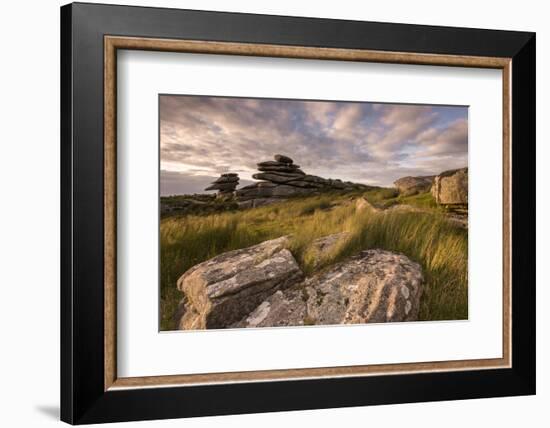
[362,187,441,210]
[160,190,467,330]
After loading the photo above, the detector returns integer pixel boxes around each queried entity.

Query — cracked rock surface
[176,236,303,329]
[176,237,423,330]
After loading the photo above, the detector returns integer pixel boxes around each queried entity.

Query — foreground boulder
[232,289,308,328]
[176,236,303,329]
[431,167,468,205]
[394,176,434,196]
[233,249,423,328]
[303,250,423,324]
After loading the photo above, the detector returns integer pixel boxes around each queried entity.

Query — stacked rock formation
[205,173,239,198]
[236,154,369,208]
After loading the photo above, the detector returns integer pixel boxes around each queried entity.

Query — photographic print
[160,95,468,331]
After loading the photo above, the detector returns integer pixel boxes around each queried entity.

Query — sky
[160,95,468,196]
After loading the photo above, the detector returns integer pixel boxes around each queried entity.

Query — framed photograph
[61,2,535,424]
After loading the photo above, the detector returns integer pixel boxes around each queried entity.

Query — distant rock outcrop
[236,154,370,206]
[432,167,468,205]
[394,175,434,196]
[355,196,382,213]
[205,173,239,198]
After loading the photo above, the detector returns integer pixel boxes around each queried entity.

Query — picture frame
[60,2,535,424]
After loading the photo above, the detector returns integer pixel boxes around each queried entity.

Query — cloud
[160,95,468,193]
[369,105,439,157]
[415,118,468,156]
[332,103,364,131]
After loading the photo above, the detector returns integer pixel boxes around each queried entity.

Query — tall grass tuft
[160,191,467,330]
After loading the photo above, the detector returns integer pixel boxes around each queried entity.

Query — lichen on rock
[175,236,303,329]
[175,237,424,329]
[431,167,468,205]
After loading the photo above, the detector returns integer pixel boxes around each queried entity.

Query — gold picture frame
[103,35,512,391]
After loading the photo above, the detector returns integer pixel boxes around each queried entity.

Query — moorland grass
[363,188,442,210]
[160,190,467,330]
